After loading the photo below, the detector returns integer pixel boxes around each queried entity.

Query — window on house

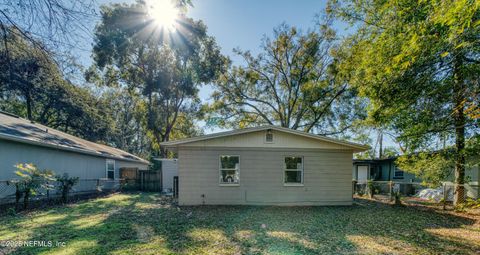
[394,166,404,179]
[265,129,273,143]
[284,156,303,184]
[219,155,239,184]
[106,159,115,179]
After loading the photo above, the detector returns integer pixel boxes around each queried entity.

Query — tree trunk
[25,90,33,120]
[23,189,30,209]
[453,56,466,206]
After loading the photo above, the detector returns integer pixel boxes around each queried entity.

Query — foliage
[56,173,80,203]
[89,0,228,156]
[366,180,379,198]
[13,163,54,209]
[396,152,454,187]
[206,22,366,135]
[330,0,480,204]
[100,88,150,158]
[396,136,480,187]
[0,28,112,142]
[2,193,479,254]
[458,198,480,210]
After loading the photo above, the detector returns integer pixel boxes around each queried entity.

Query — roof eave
[0,133,150,164]
[160,126,370,152]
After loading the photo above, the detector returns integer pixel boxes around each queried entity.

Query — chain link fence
[0,179,120,206]
[353,180,480,207]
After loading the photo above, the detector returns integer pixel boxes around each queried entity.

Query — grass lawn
[1,193,479,255]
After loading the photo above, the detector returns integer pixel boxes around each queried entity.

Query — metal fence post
[46,181,50,199]
[352,180,357,196]
[389,181,393,201]
[443,183,447,210]
[96,179,100,193]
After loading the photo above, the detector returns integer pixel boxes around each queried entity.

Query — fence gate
[139,170,162,192]
[120,167,138,188]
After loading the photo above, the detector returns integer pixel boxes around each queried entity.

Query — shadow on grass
[1,193,478,255]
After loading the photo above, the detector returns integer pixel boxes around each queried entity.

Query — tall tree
[0,0,96,53]
[206,23,365,135]
[330,0,480,204]
[89,0,228,156]
[0,28,112,141]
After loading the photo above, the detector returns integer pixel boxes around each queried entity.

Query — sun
[147,0,179,31]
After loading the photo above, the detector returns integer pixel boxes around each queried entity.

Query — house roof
[161,125,370,152]
[0,111,149,164]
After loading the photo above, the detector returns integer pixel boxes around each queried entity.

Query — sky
[75,0,394,151]
[84,0,333,102]
[185,0,334,131]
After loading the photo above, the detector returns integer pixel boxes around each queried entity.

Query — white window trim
[106,159,115,180]
[265,130,274,143]
[284,156,304,186]
[219,155,240,186]
[394,166,404,179]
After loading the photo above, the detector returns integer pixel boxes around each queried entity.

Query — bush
[13,163,54,210]
[455,198,480,211]
[367,180,380,198]
[56,173,79,203]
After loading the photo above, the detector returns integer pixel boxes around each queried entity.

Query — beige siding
[181,130,354,150]
[178,147,353,205]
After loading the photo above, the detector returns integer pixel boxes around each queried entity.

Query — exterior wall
[0,139,148,181]
[178,147,354,206]
[160,159,178,192]
[182,130,355,150]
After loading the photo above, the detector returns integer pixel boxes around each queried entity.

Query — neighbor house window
[394,166,404,179]
[284,156,303,184]
[106,159,115,179]
[219,155,239,184]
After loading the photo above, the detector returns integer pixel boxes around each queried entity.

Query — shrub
[14,163,54,209]
[367,180,380,198]
[455,198,480,211]
[56,173,79,203]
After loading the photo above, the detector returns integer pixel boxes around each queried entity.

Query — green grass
[1,193,479,255]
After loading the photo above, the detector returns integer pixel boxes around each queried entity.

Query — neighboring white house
[161,126,369,206]
[0,111,149,182]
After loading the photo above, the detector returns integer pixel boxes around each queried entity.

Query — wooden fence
[120,168,162,192]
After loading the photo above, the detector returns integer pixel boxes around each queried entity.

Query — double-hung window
[394,166,404,179]
[284,156,303,185]
[106,159,115,179]
[219,155,240,185]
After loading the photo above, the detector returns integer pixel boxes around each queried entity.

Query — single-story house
[353,157,419,183]
[353,157,479,185]
[161,125,369,206]
[0,111,149,182]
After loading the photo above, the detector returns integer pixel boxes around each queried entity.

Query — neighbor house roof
[0,111,149,164]
[161,125,369,152]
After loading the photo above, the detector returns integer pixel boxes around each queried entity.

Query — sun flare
[147,0,179,31]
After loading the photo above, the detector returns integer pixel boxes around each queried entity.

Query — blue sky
[77,0,392,151]
[186,0,332,102]
[85,0,333,102]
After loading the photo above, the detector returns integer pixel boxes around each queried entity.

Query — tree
[206,23,364,135]
[0,0,96,55]
[330,0,480,204]
[100,87,150,158]
[89,0,228,156]
[0,29,112,142]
